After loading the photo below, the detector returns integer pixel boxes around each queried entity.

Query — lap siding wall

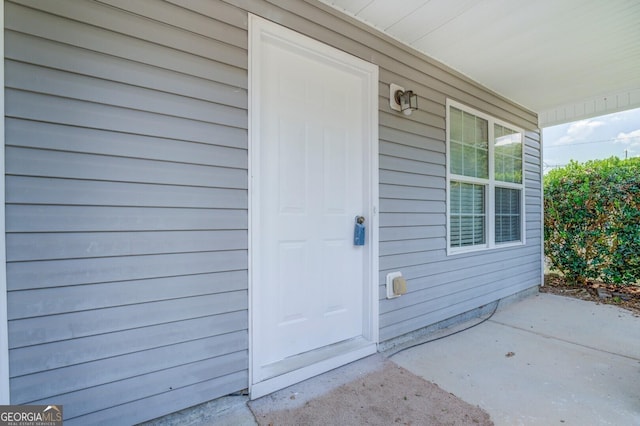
[4,0,541,423]
[5,0,249,423]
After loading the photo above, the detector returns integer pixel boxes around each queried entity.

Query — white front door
[250,16,379,398]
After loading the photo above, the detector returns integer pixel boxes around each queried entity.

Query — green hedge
[544,157,640,285]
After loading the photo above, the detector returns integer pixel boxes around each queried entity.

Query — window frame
[446,99,526,255]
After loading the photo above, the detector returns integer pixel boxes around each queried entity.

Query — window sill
[447,240,525,256]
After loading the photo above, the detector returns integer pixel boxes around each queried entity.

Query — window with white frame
[447,100,525,253]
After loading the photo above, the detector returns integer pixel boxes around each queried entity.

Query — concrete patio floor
[142,291,640,425]
[392,292,640,425]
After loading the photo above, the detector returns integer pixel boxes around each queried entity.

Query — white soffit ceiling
[317,0,640,127]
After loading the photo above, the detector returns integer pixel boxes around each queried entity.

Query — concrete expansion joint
[487,319,640,362]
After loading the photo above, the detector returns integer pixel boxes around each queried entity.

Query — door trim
[248,14,379,399]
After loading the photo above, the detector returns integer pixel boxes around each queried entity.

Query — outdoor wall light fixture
[389,83,418,116]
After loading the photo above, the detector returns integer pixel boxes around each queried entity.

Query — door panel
[250,15,378,391]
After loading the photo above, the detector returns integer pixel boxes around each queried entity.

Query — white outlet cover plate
[386,271,403,299]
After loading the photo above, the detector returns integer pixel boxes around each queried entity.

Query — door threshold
[251,336,376,399]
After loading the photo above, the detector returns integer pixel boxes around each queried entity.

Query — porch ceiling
[316,0,640,127]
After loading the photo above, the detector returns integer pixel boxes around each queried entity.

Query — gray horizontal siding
[7,176,247,208]
[9,291,247,352]
[12,329,246,404]
[31,351,247,422]
[5,0,542,423]
[68,370,248,426]
[379,243,541,283]
[6,205,247,232]
[10,308,246,374]
[7,250,246,291]
[7,230,247,261]
[379,250,541,313]
[6,1,247,87]
[379,269,541,340]
[8,271,247,319]
[5,0,249,423]
[6,62,246,128]
[7,90,246,148]
[5,30,247,108]
[7,119,247,168]
[7,146,247,189]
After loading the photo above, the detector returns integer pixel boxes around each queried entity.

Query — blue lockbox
[354,216,365,246]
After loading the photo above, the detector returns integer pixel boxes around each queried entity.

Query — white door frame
[248,14,379,399]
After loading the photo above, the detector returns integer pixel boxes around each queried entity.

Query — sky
[542,107,640,173]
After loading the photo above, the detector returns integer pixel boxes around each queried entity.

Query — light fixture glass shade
[391,85,419,116]
[400,90,418,115]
